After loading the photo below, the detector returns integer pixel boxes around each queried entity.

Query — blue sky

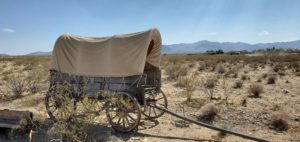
[1,0,300,55]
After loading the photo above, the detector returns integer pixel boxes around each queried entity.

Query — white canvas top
[50,28,161,77]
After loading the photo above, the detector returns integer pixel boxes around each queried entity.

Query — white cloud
[257,31,270,36]
[2,28,15,33]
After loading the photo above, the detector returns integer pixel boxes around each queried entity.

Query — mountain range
[1,40,300,56]
[162,40,300,53]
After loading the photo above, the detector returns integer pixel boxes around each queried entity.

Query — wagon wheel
[45,83,77,120]
[106,92,141,132]
[142,89,168,119]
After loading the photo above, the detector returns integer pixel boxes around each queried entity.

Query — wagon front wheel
[142,89,168,119]
[106,92,141,132]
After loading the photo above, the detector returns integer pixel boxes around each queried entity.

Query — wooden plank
[0,110,32,129]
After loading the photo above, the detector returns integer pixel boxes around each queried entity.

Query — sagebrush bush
[177,75,197,101]
[278,70,285,76]
[196,104,218,122]
[27,81,40,94]
[225,69,238,78]
[241,97,247,107]
[203,77,217,99]
[270,112,289,131]
[7,78,26,97]
[165,64,188,81]
[267,75,277,84]
[233,80,243,89]
[262,73,268,79]
[248,84,264,97]
[215,64,226,74]
[198,62,206,71]
[241,75,249,81]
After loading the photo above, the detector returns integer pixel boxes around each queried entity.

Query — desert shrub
[273,63,285,72]
[273,65,280,72]
[206,60,218,71]
[269,112,289,131]
[267,75,277,84]
[203,77,217,99]
[248,84,264,97]
[215,64,226,74]
[188,63,195,68]
[27,81,40,94]
[23,63,34,71]
[165,64,188,81]
[262,73,268,79]
[225,69,238,78]
[2,70,11,76]
[278,70,285,76]
[7,78,26,97]
[198,62,206,71]
[257,78,262,82]
[196,104,218,122]
[232,80,243,89]
[177,75,197,101]
[241,97,247,107]
[241,75,249,81]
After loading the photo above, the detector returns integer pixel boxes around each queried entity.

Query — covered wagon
[45,28,168,132]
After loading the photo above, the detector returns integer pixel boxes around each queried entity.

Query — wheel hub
[116,108,127,117]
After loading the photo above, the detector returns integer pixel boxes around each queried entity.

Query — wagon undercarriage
[45,69,167,132]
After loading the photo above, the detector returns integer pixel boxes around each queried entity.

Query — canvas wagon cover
[50,28,161,77]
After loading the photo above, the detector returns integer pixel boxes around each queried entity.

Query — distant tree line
[253,47,300,53]
[206,49,224,55]
[205,47,300,55]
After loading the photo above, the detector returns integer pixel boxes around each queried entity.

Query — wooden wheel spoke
[111,115,117,120]
[148,106,152,116]
[122,118,126,128]
[152,107,157,116]
[127,114,136,122]
[116,117,122,125]
[157,103,165,106]
[125,116,130,125]
[156,97,164,100]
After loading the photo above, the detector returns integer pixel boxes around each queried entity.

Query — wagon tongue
[151,104,269,142]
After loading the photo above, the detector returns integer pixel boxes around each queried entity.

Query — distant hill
[0,53,9,56]
[26,51,52,56]
[163,40,300,54]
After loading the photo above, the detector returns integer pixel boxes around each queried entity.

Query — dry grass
[165,64,188,81]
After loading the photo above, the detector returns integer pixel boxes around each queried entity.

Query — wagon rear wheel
[106,92,141,132]
[142,89,168,119]
[45,83,77,120]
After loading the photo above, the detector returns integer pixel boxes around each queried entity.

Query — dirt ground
[0,55,300,142]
